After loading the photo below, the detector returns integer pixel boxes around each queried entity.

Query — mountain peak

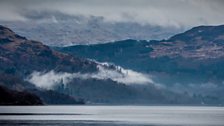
[169,24,224,42]
[0,25,15,36]
[0,25,26,44]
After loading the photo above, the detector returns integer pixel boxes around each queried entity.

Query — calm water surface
[0,106,223,126]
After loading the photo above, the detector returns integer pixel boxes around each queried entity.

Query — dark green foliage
[0,85,43,105]
[31,89,85,105]
[53,78,199,105]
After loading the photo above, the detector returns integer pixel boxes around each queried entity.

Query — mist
[27,64,153,89]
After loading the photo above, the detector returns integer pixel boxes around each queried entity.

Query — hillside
[58,25,224,79]
[57,25,224,105]
[0,25,97,76]
[0,25,200,105]
[0,25,97,105]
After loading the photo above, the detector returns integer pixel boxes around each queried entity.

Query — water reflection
[0,106,223,126]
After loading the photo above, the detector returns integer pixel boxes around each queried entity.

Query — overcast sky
[0,0,224,28]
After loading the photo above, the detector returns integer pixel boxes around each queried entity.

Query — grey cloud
[0,0,224,27]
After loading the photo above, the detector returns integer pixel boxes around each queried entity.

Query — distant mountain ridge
[57,25,224,105]
[0,25,200,105]
[0,11,182,46]
[58,24,224,73]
